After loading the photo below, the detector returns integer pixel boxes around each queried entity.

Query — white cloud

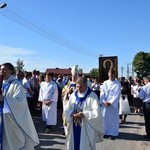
[0,45,71,72]
[0,45,90,73]
[0,45,38,70]
[0,45,38,56]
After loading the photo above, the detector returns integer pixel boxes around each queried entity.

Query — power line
[0,1,99,57]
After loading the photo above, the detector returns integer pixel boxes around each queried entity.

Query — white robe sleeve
[83,92,104,142]
[64,93,74,123]
[100,82,107,104]
[100,81,121,108]
[38,86,43,102]
[50,83,58,102]
[108,83,121,108]
[84,93,101,120]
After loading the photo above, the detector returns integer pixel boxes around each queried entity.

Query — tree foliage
[132,51,150,78]
[89,68,99,79]
[15,59,25,71]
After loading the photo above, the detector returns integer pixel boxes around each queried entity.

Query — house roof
[46,68,71,75]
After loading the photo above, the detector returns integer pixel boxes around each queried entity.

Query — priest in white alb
[64,77,103,150]
[100,69,121,140]
[0,63,39,150]
[38,72,58,133]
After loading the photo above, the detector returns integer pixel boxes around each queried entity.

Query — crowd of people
[0,62,150,150]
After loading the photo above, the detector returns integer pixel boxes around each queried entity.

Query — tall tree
[132,51,150,78]
[15,59,25,71]
[89,68,99,79]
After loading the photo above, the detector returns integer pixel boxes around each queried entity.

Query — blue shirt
[139,82,150,102]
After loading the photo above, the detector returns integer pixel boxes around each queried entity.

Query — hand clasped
[104,102,111,106]
[72,112,84,126]
[43,100,52,106]
[0,95,4,102]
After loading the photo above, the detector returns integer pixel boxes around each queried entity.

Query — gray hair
[143,76,150,82]
[76,77,87,86]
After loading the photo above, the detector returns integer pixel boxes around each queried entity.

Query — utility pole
[127,63,132,79]
[121,66,124,77]
[132,65,134,79]
[127,63,130,79]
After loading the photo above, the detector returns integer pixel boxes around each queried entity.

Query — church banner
[99,56,118,82]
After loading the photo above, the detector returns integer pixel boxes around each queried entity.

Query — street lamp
[0,3,7,9]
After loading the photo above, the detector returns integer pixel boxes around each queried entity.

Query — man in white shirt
[139,76,150,139]
[22,72,34,115]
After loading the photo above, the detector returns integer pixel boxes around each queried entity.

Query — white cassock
[100,79,121,136]
[38,81,58,125]
[64,89,103,150]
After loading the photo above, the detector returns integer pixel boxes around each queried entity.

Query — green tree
[132,51,150,78]
[15,59,25,71]
[89,68,99,79]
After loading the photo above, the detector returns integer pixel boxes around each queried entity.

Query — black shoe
[109,135,115,140]
[120,119,126,124]
[45,128,50,133]
[103,135,109,139]
[46,125,53,129]
[62,132,66,136]
[144,135,150,139]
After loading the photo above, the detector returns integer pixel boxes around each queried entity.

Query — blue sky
[0,0,149,77]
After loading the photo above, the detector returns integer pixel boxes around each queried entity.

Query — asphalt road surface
[33,110,150,150]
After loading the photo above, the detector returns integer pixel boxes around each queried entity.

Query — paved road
[34,110,66,150]
[33,111,150,150]
[97,114,150,150]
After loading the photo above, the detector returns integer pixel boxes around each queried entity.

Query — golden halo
[103,59,113,69]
